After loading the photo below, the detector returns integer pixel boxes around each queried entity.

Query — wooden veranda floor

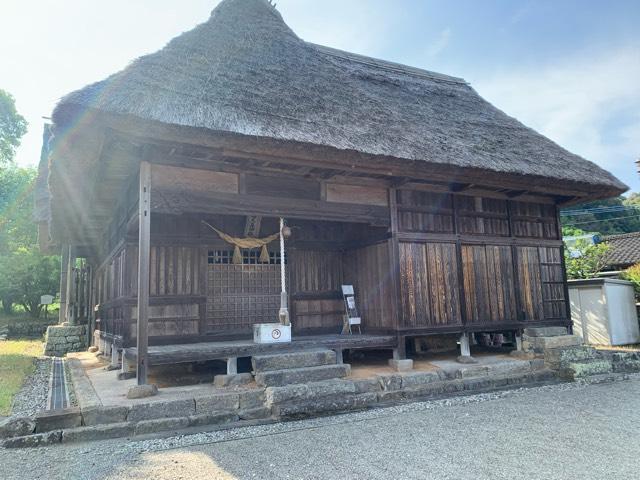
[123,334,397,366]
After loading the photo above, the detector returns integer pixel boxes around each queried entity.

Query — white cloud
[425,28,452,57]
[473,46,640,191]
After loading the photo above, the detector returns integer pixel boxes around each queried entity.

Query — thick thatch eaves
[50,0,626,199]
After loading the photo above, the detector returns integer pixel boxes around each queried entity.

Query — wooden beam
[136,160,151,385]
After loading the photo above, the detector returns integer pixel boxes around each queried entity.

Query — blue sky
[2,0,639,192]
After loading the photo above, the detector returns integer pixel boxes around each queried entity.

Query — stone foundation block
[352,378,382,393]
[127,384,158,399]
[376,373,402,391]
[195,393,240,414]
[561,360,613,380]
[239,389,265,409]
[134,417,190,436]
[401,371,440,388]
[35,408,82,433]
[213,373,253,388]
[255,364,350,387]
[273,392,377,417]
[266,379,356,405]
[0,417,36,439]
[188,412,239,428]
[82,406,130,426]
[252,349,336,373]
[544,346,596,367]
[62,422,134,443]
[524,327,568,337]
[128,399,195,422]
[523,334,582,353]
[239,407,272,420]
[2,431,61,448]
[388,359,413,372]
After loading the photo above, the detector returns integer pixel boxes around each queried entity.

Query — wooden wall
[92,166,569,345]
[395,188,568,332]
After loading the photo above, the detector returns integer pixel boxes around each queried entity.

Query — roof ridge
[309,43,468,85]
[604,231,640,240]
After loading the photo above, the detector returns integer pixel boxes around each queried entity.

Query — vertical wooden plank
[136,160,151,386]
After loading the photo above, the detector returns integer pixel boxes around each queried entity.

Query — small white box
[253,323,292,344]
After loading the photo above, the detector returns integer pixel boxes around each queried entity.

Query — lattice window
[207,250,285,265]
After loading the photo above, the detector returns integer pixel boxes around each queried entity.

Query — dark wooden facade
[92,160,570,349]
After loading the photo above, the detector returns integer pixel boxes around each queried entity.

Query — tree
[0,89,28,166]
[0,167,60,316]
[564,239,610,280]
[561,195,640,236]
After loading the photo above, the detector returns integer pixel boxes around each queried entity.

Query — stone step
[560,359,613,380]
[252,349,336,373]
[544,346,598,367]
[523,327,568,338]
[265,379,357,406]
[272,392,377,418]
[523,334,582,354]
[255,363,350,387]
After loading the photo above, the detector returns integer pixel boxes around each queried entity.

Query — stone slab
[188,412,239,428]
[2,431,61,448]
[127,399,195,422]
[81,406,130,426]
[134,417,190,436]
[127,384,158,399]
[195,393,240,414]
[265,379,356,405]
[35,408,82,433]
[0,417,36,439]
[239,389,265,409]
[255,363,350,387]
[388,359,413,372]
[524,327,568,337]
[252,349,336,373]
[213,373,253,388]
[400,371,441,388]
[273,392,377,417]
[239,407,272,420]
[62,422,134,443]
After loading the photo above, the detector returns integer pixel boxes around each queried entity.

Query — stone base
[510,350,535,360]
[43,325,87,357]
[388,359,414,372]
[456,355,479,364]
[523,334,582,354]
[88,346,99,353]
[127,384,158,399]
[117,371,136,381]
[213,373,253,388]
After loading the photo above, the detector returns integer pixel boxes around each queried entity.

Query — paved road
[2,379,640,480]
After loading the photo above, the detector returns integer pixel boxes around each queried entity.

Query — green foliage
[564,239,610,280]
[621,264,640,301]
[0,89,28,166]
[561,195,640,236]
[561,226,586,237]
[0,167,60,317]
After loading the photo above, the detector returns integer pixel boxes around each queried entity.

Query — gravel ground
[2,377,640,480]
[10,357,51,417]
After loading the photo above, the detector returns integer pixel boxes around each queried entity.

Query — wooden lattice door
[205,249,285,335]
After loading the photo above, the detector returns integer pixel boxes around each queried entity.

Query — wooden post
[59,245,69,324]
[66,246,76,325]
[137,161,151,386]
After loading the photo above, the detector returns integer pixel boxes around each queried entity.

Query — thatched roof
[50,0,626,199]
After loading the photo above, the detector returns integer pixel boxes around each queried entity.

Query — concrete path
[2,378,640,480]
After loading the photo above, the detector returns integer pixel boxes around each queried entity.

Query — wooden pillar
[59,245,69,324]
[136,161,151,386]
[65,246,77,325]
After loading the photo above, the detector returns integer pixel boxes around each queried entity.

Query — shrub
[622,264,640,301]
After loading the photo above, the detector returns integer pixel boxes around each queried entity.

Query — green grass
[0,340,43,415]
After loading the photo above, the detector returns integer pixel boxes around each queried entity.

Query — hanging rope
[202,221,279,264]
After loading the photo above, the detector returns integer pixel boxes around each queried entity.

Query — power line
[561,205,640,216]
[563,213,640,226]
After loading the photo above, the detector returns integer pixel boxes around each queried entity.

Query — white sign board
[40,294,54,305]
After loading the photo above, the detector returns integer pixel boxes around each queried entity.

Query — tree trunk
[2,296,13,315]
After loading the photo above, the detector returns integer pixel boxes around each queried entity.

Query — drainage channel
[47,357,70,410]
